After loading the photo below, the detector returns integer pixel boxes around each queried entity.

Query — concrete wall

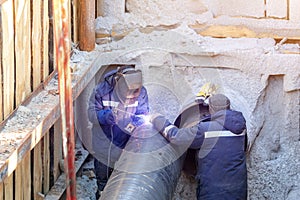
[85,1,300,199]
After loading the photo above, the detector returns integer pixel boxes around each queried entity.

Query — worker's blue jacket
[162,109,247,200]
[88,72,149,166]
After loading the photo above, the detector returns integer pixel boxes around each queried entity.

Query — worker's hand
[150,113,171,133]
[97,109,115,125]
[131,115,145,127]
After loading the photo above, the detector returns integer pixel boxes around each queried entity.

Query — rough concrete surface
[73,27,299,199]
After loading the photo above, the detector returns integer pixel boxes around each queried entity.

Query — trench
[74,64,206,199]
[74,61,248,199]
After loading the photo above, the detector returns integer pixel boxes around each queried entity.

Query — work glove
[131,115,145,127]
[150,114,171,133]
[97,109,115,125]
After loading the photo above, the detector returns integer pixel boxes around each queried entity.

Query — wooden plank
[0,5,3,121]
[24,0,32,95]
[43,132,50,194]
[68,0,72,42]
[0,0,8,5]
[33,141,43,199]
[0,47,106,185]
[189,23,300,41]
[14,0,31,106]
[23,152,31,200]
[1,0,15,119]
[45,148,89,199]
[0,182,3,200]
[32,0,42,89]
[15,152,31,200]
[15,161,22,200]
[79,0,95,51]
[96,0,104,17]
[42,0,49,80]
[0,92,60,183]
[4,174,13,200]
[53,119,62,183]
[72,0,79,43]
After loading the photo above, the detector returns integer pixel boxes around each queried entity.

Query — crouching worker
[88,66,149,197]
[151,94,247,200]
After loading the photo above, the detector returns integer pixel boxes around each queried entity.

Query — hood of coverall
[114,69,143,103]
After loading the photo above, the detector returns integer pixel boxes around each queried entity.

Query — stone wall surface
[84,1,300,199]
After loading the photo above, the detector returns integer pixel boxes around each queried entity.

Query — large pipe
[100,123,186,200]
[99,102,209,200]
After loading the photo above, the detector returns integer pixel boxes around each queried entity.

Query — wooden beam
[53,119,63,183]
[0,182,3,200]
[15,152,31,200]
[42,0,49,80]
[14,0,31,106]
[44,147,89,199]
[72,0,79,43]
[4,174,13,199]
[189,23,300,42]
[96,0,104,17]
[43,133,50,194]
[79,0,95,51]
[0,7,2,121]
[1,0,15,119]
[0,40,101,185]
[33,141,43,199]
[32,0,42,90]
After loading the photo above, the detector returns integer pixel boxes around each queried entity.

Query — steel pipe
[100,123,185,200]
[100,102,208,200]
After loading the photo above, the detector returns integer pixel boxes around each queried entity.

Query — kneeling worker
[151,93,248,200]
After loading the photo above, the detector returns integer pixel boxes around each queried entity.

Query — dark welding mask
[114,68,143,101]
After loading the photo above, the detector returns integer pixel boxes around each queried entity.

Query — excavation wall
[75,1,300,199]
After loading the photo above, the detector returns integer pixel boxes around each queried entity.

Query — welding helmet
[208,94,230,114]
[114,67,143,102]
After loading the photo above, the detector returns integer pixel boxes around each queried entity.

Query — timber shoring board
[0,71,60,183]
[1,0,15,120]
[33,141,43,199]
[15,151,31,200]
[32,0,42,90]
[44,147,89,199]
[14,0,32,106]
[43,133,50,194]
[53,119,63,185]
[0,4,2,121]
[4,175,12,199]
[72,0,79,43]
[0,47,100,185]
[42,0,49,80]
[0,182,3,200]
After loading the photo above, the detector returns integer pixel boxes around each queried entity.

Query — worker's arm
[87,83,115,125]
[135,86,149,115]
[151,115,203,147]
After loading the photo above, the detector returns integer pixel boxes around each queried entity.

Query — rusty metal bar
[52,0,77,199]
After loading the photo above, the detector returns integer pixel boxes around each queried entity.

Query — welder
[87,65,149,197]
[151,93,248,200]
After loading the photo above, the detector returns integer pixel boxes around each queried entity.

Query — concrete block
[103,0,126,18]
[203,0,265,18]
[289,0,300,21]
[266,0,287,19]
